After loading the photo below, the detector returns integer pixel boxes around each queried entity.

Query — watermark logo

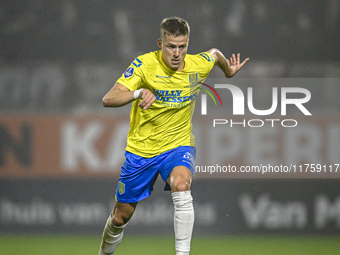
[199,83,312,128]
[190,74,223,114]
[199,82,223,115]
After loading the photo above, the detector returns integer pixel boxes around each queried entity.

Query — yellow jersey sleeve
[196,52,216,74]
[116,57,145,91]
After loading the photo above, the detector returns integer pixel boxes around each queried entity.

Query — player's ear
[157,38,162,49]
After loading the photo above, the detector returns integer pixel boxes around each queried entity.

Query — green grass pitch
[1,234,340,255]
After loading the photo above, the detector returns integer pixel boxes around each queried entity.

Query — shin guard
[98,215,127,255]
[172,190,194,255]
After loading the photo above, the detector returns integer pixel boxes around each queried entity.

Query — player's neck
[177,61,185,72]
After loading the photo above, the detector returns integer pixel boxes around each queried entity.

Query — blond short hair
[160,16,190,39]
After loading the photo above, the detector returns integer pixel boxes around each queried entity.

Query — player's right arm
[102,83,156,109]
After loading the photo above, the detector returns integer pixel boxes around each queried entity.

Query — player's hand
[138,89,156,109]
[226,53,249,77]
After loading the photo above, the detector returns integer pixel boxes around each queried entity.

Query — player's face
[158,34,189,71]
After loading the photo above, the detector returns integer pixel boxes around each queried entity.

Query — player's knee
[169,166,192,192]
[177,181,190,192]
[171,179,190,192]
[111,209,134,226]
[111,215,123,227]
[111,213,130,227]
[110,202,137,226]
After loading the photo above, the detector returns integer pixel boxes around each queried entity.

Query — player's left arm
[207,48,249,78]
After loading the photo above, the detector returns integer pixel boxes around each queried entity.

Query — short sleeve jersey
[116,50,215,157]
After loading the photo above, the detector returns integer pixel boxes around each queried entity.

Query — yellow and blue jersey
[116,50,215,157]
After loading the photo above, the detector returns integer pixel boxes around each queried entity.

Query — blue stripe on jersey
[132,57,143,67]
[199,53,212,62]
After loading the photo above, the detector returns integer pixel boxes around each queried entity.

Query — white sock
[172,190,194,255]
[98,215,128,255]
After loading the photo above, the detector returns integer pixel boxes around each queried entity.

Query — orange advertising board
[0,115,128,178]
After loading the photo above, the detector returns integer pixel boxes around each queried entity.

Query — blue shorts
[116,146,196,203]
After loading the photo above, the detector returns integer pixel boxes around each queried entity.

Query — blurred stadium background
[1,1,340,254]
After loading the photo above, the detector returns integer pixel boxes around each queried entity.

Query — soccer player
[98,16,248,255]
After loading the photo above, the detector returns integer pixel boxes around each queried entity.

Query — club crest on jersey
[118,181,125,195]
[124,67,134,78]
[189,73,198,85]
